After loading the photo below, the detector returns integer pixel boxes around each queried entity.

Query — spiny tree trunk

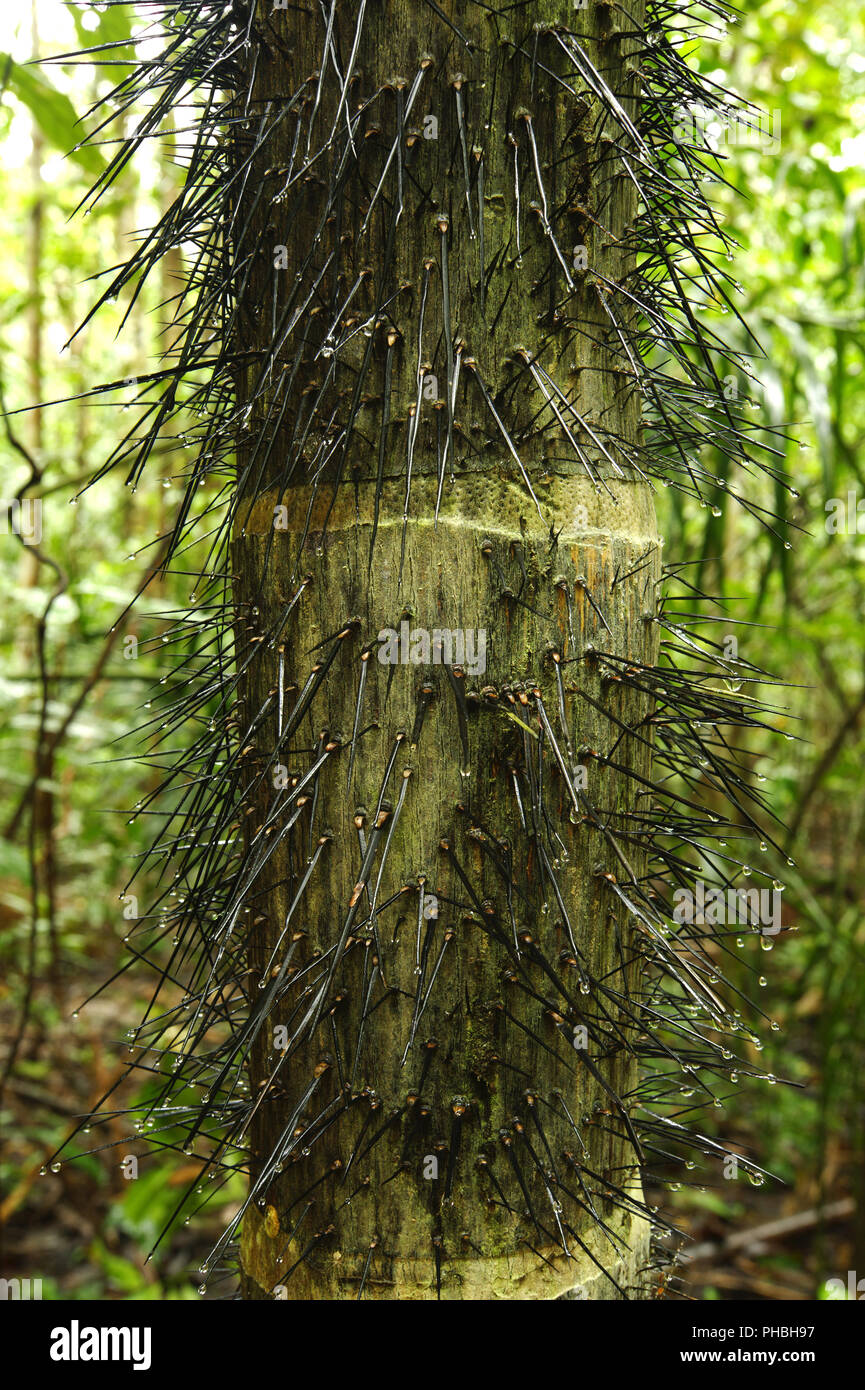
[233,0,659,1300]
[55,0,781,1309]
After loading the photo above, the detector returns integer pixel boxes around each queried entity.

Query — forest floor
[1,954,855,1301]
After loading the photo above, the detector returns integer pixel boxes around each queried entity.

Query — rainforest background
[1,0,864,1301]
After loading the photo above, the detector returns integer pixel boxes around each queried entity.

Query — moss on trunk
[233,0,658,1300]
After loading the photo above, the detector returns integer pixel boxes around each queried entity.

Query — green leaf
[70,5,137,77]
[778,314,834,494]
[0,837,28,880]
[88,1239,149,1294]
[0,56,106,176]
[71,4,135,49]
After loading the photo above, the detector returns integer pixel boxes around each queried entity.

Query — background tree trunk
[232,0,659,1299]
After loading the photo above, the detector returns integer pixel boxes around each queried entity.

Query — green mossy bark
[234,0,657,1300]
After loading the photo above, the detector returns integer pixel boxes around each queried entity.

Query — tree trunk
[232,0,659,1300]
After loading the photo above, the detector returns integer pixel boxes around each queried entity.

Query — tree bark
[232,0,658,1300]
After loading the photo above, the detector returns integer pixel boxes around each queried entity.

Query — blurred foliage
[0,0,863,1300]
[654,0,865,1296]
